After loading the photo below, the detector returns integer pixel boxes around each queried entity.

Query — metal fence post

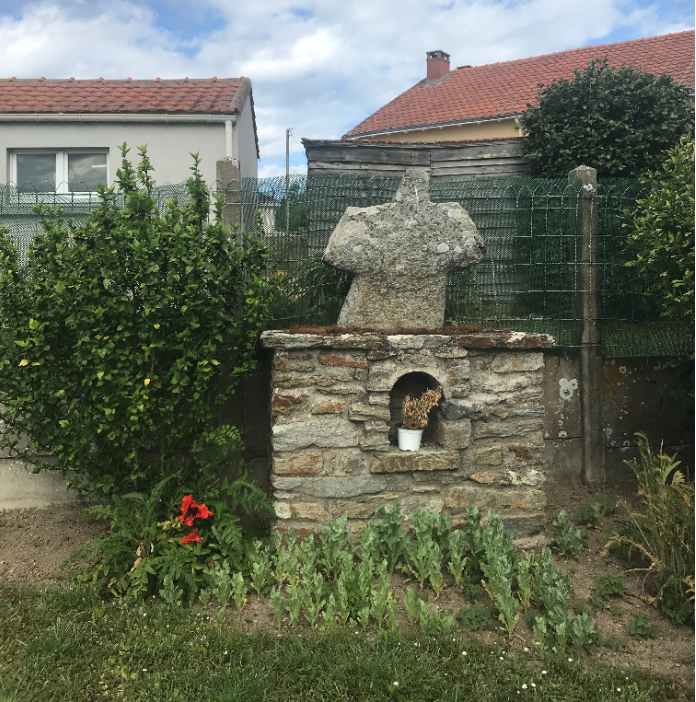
[216,157,242,237]
[569,165,606,484]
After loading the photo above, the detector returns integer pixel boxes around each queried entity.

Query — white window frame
[10,148,109,198]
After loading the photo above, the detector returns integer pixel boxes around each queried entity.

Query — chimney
[426,50,450,81]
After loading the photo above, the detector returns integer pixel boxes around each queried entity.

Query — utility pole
[285,128,291,233]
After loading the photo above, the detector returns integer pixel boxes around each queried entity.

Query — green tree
[0,146,276,497]
[520,58,693,177]
[624,135,695,321]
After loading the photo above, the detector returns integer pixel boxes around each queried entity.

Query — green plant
[300,571,327,630]
[628,614,660,640]
[455,604,493,631]
[210,560,233,623]
[520,58,693,177]
[624,135,695,321]
[602,635,629,650]
[604,432,695,623]
[373,502,409,572]
[270,586,285,628]
[576,503,604,528]
[285,584,302,629]
[0,146,277,498]
[404,587,421,625]
[480,510,519,635]
[515,552,534,610]
[403,509,445,591]
[232,571,248,617]
[595,495,617,514]
[552,510,588,556]
[250,541,273,595]
[320,517,353,581]
[594,575,625,599]
[447,529,469,587]
[369,560,392,629]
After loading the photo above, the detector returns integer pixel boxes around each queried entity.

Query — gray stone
[322,169,485,329]
[491,352,544,373]
[272,417,359,452]
[274,475,388,498]
[274,450,324,475]
[473,418,544,439]
[348,403,390,422]
[434,419,471,449]
[323,449,369,476]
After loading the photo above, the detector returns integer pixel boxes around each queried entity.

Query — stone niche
[261,328,554,544]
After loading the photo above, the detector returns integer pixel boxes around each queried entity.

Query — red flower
[178,494,214,526]
[182,529,202,544]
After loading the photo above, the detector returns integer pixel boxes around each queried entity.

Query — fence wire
[1,175,691,357]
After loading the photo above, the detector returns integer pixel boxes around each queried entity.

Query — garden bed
[0,482,693,700]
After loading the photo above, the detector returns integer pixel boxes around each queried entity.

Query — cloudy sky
[0,0,692,177]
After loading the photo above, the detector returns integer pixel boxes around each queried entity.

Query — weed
[455,604,493,631]
[602,635,629,650]
[577,503,604,528]
[552,509,588,556]
[604,433,695,623]
[595,495,617,514]
[628,614,660,639]
[595,575,625,599]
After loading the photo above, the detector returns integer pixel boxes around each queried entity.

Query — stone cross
[323,168,485,329]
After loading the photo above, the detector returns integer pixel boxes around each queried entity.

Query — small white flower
[617,689,621,693]
[523,647,529,652]
[462,651,467,656]
[393,682,399,687]
[500,656,504,661]
[531,683,536,688]
[223,651,228,655]
[522,684,527,690]
[142,669,147,672]
[568,658,573,662]
[542,670,547,675]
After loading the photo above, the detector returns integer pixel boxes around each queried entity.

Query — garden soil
[0,483,693,700]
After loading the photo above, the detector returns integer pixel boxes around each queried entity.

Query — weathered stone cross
[323,168,485,329]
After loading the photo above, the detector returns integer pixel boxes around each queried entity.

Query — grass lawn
[0,583,674,702]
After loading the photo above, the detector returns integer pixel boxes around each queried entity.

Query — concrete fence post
[569,165,606,484]
[216,157,242,236]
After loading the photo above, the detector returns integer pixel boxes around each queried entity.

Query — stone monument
[261,169,552,544]
[323,169,486,329]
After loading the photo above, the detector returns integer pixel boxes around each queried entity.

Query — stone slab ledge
[261,330,555,351]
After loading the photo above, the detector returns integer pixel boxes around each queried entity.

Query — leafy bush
[455,604,494,631]
[520,58,693,177]
[624,135,695,322]
[594,575,625,600]
[576,503,604,528]
[0,146,276,498]
[604,433,695,624]
[628,614,660,640]
[552,510,588,556]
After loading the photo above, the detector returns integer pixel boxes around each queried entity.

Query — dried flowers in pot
[398,386,442,452]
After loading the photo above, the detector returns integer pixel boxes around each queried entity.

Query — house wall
[359,118,520,143]
[235,101,259,179]
[0,120,256,187]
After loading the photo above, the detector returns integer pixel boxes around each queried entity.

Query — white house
[0,76,259,191]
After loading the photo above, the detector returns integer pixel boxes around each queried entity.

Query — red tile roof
[345,31,695,138]
[0,77,252,114]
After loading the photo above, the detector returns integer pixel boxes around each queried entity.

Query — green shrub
[552,510,588,556]
[520,58,693,177]
[576,503,604,528]
[594,575,625,600]
[604,432,695,623]
[624,135,695,321]
[455,604,494,631]
[0,146,276,498]
[628,614,660,640]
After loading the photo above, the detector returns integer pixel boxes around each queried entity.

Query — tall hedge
[520,58,694,177]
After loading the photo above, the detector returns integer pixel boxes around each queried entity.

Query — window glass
[16,154,56,192]
[68,153,108,192]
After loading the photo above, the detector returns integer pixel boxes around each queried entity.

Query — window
[11,150,108,193]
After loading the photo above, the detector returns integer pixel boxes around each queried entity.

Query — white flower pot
[398,427,423,452]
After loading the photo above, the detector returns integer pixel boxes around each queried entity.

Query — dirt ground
[0,482,693,698]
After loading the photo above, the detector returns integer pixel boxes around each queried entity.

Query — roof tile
[345,31,695,137]
[0,77,251,114]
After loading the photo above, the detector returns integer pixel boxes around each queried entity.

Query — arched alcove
[389,371,442,446]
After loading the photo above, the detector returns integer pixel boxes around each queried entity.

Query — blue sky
[0,0,692,177]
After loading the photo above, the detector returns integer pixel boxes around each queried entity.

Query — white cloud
[0,0,692,173]
[258,164,308,178]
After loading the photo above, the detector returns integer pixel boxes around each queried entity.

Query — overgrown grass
[0,583,675,702]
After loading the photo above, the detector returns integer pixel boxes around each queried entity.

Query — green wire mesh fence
[1,174,691,357]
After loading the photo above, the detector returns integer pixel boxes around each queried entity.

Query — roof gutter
[343,113,522,140]
[0,113,238,124]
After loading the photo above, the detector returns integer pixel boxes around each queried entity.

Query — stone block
[472,418,544,439]
[433,346,468,359]
[261,331,323,348]
[272,417,359,452]
[491,353,544,373]
[370,449,460,473]
[360,431,391,451]
[336,501,376,519]
[476,446,502,466]
[323,449,369,476]
[287,502,333,522]
[348,403,390,422]
[273,354,317,372]
[470,472,496,484]
[273,501,292,519]
[434,419,471,449]
[446,360,470,384]
[273,450,324,476]
[503,469,546,487]
[312,401,343,414]
[319,354,368,369]
[471,371,542,394]
[449,384,471,398]
[275,374,335,389]
[273,475,387,498]
[368,393,390,406]
[272,393,310,420]
[499,512,546,538]
[444,484,546,512]
[401,495,444,515]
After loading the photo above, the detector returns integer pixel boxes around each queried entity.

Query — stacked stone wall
[261,330,553,543]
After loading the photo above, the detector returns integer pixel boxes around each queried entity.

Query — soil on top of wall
[286,324,509,335]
